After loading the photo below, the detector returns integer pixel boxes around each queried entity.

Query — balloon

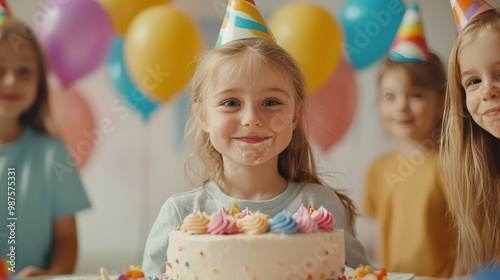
[305,57,358,152]
[98,0,172,35]
[108,37,159,121]
[340,0,405,69]
[125,6,202,103]
[269,3,342,94]
[37,0,114,87]
[48,87,95,170]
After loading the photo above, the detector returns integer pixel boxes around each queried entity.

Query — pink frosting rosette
[293,205,318,233]
[207,207,239,235]
[237,207,253,219]
[311,206,335,232]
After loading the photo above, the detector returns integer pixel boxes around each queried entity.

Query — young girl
[440,0,500,273]
[363,4,456,278]
[0,19,91,276]
[142,2,369,277]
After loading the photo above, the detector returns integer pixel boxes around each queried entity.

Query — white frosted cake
[165,205,346,280]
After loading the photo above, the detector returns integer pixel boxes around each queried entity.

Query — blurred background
[9,0,500,274]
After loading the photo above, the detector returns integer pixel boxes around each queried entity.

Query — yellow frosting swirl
[236,211,270,234]
[181,211,210,234]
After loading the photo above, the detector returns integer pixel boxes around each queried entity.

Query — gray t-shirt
[142,180,369,277]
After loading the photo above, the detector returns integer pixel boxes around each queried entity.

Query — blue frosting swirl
[270,211,298,234]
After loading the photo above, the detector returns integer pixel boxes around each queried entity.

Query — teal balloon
[340,0,405,69]
[107,37,159,121]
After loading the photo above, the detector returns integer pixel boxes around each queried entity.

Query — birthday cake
[165,205,345,280]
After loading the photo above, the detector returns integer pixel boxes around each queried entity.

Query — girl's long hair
[440,9,500,274]
[185,39,356,227]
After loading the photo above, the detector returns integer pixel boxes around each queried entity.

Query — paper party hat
[389,3,431,63]
[0,0,11,24]
[450,0,495,32]
[216,0,275,47]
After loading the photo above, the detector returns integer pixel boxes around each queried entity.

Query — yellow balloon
[125,6,202,102]
[269,3,342,94]
[98,0,172,35]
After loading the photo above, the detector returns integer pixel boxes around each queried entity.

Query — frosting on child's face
[203,62,297,167]
[459,32,500,138]
[0,40,39,122]
[378,67,443,142]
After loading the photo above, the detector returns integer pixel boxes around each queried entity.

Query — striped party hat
[450,0,495,32]
[389,3,431,63]
[0,0,11,24]
[216,0,275,47]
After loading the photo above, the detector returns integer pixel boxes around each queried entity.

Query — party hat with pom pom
[216,0,274,47]
[389,2,431,63]
[0,0,11,24]
[450,0,495,32]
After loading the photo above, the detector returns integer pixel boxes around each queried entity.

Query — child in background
[0,4,91,277]
[440,0,500,274]
[363,4,456,278]
[142,0,369,277]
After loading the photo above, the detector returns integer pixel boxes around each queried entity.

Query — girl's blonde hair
[185,39,356,227]
[0,20,49,134]
[440,9,500,274]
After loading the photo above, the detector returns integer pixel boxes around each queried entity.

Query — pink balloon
[48,87,95,170]
[37,0,114,86]
[305,57,358,152]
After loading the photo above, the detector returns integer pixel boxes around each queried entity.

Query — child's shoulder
[26,127,66,150]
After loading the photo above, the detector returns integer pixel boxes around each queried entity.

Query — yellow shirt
[363,151,456,278]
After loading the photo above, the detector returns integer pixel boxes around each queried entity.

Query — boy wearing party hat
[440,0,500,274]
[363,3,457,278]
[142,0,370,278]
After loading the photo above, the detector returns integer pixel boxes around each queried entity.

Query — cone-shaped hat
[216,0,274,47]
[389,3,431,63]
[450,0,495,32]
[0,0,12,24]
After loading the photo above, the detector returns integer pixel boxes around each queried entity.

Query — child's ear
[193,102,209,132]
[292,103,303,130]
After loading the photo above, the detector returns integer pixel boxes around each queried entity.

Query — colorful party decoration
[216,0,274,47]
[98,0,172,35]
[305,57,358,152]
[108,37,159,121]
[48,87,96,170]
[340,0,405,69]
[124,6,202,102]
[389,3,431,63]
[37,0,114,87]
[269,3,342,94]
[450,0,495,32]
[0,0,11,24]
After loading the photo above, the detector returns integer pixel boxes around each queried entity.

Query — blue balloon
[107,37,159,121]
[340,0,405,69]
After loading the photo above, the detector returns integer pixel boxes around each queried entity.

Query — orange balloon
[305,57,358,152]
[269,3,343,94]
[98,0,172,35]
[48,87,96,169]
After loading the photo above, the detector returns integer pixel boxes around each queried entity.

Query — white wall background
[9,0,500,274]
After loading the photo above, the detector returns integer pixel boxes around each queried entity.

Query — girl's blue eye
[467,78,482,87]
[263,99,281,106]
[222,99,240,107]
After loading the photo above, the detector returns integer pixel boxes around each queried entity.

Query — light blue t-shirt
[0,127,91,274]
[142,180,370,278]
